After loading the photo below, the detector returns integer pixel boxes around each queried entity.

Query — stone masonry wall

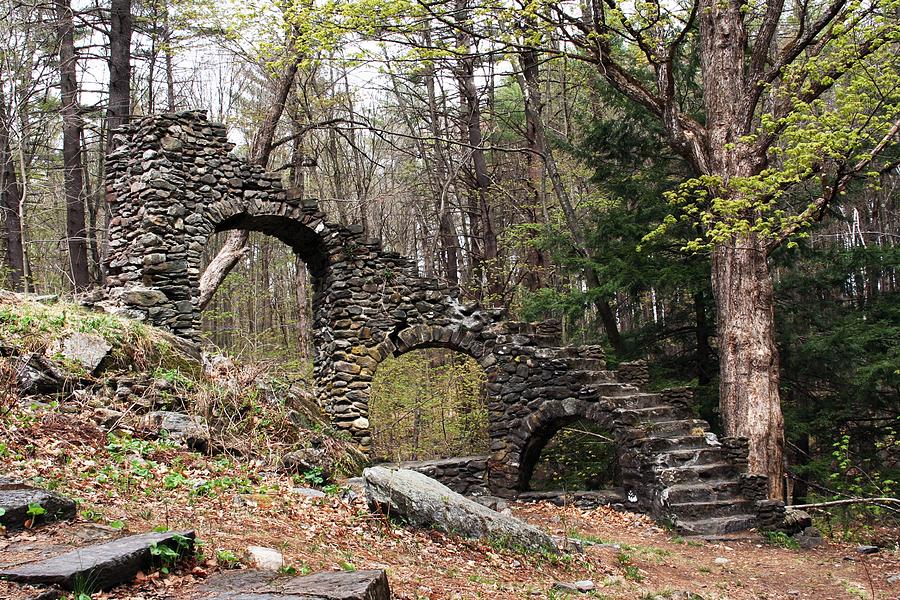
[103,111,770,533]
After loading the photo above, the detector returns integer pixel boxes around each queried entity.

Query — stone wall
[377,456,490,496]
[103,111,771,534]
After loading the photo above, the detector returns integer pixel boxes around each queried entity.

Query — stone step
[674,514,758,536]
[562,357,608,371]
[0,530,194,592]
[617,405,691,424]
[657,462,739,486]
[635,434,716,453]
[633,419,710,438]
[663,480,742,503]
[654,447,728,468]
[569,370,618,385]
[611,392,668,409]
[198,568,390,600]
[667,499,756,519]
[0,478,76,532]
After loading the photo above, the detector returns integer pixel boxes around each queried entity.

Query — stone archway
[515,399,622,493]
[103,111,769,534]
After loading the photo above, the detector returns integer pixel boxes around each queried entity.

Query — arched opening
[517,406,624,500]
[199,212,329,363]
[527,418,621,492]
[369,347,490,463]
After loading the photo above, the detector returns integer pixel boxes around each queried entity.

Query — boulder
[47,333,111,373]
[145,411,209,451]
[0,479,77,531]
[16,355,64,394]
[781,508,813,534]
[794,525,825,549]
[363,467,556,552]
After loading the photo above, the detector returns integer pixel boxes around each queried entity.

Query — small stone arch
[514,399,624,492]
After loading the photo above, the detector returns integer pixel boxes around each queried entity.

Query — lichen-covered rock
[47,332,111,373]
[363,466,556,552]
[145,411,209,450]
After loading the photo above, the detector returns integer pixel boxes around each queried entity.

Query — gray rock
[198,568,390,600]
[781,508,813,534]
[363,467,555,552]
[246,546,284,571]
[794,525,824,549]
[0,480,76,531]
[92,408,125,430]
[0,530,194,591]
[47,332,111,373]
[119,287,168,307]
[886,573,899,584]
[857,545,880,554]
[473,495,508,512]
[16,355,64,394]
[145,411,209,451]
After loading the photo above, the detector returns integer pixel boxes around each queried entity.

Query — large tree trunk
[711,234,784,499]
[56,0,90,291]
[698,0,784,499]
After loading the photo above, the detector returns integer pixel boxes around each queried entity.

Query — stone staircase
[557,349,765,536]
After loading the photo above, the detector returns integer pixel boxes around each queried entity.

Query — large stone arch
[103,111,771,534]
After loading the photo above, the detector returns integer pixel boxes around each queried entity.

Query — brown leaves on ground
[1,407,898,600]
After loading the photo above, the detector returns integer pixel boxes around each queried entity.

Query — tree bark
[711,234,784,499]
[0,86,26,290]
[106,0,131,149]
[56,0,90,291]
[197,229,248,310]
[697,0,784,499]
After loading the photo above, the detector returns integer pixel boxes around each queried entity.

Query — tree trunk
[199,59,299,305]
[56,0,90,291]
[106,0,131,149]
[694,290,714,386]
[0,87,26,290]
[454,0,499,301]
[711,234,784,499]
[163,6,175,111]
[197,229,248,310]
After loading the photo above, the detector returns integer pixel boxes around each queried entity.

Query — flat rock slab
[0,481,76,531]
[198,569,390,600]
[364,466,556,552]
[0,530,194,591]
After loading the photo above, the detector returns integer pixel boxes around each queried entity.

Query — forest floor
[2,407,898,600]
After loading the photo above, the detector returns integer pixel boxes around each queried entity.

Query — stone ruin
[103,111,782,535]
